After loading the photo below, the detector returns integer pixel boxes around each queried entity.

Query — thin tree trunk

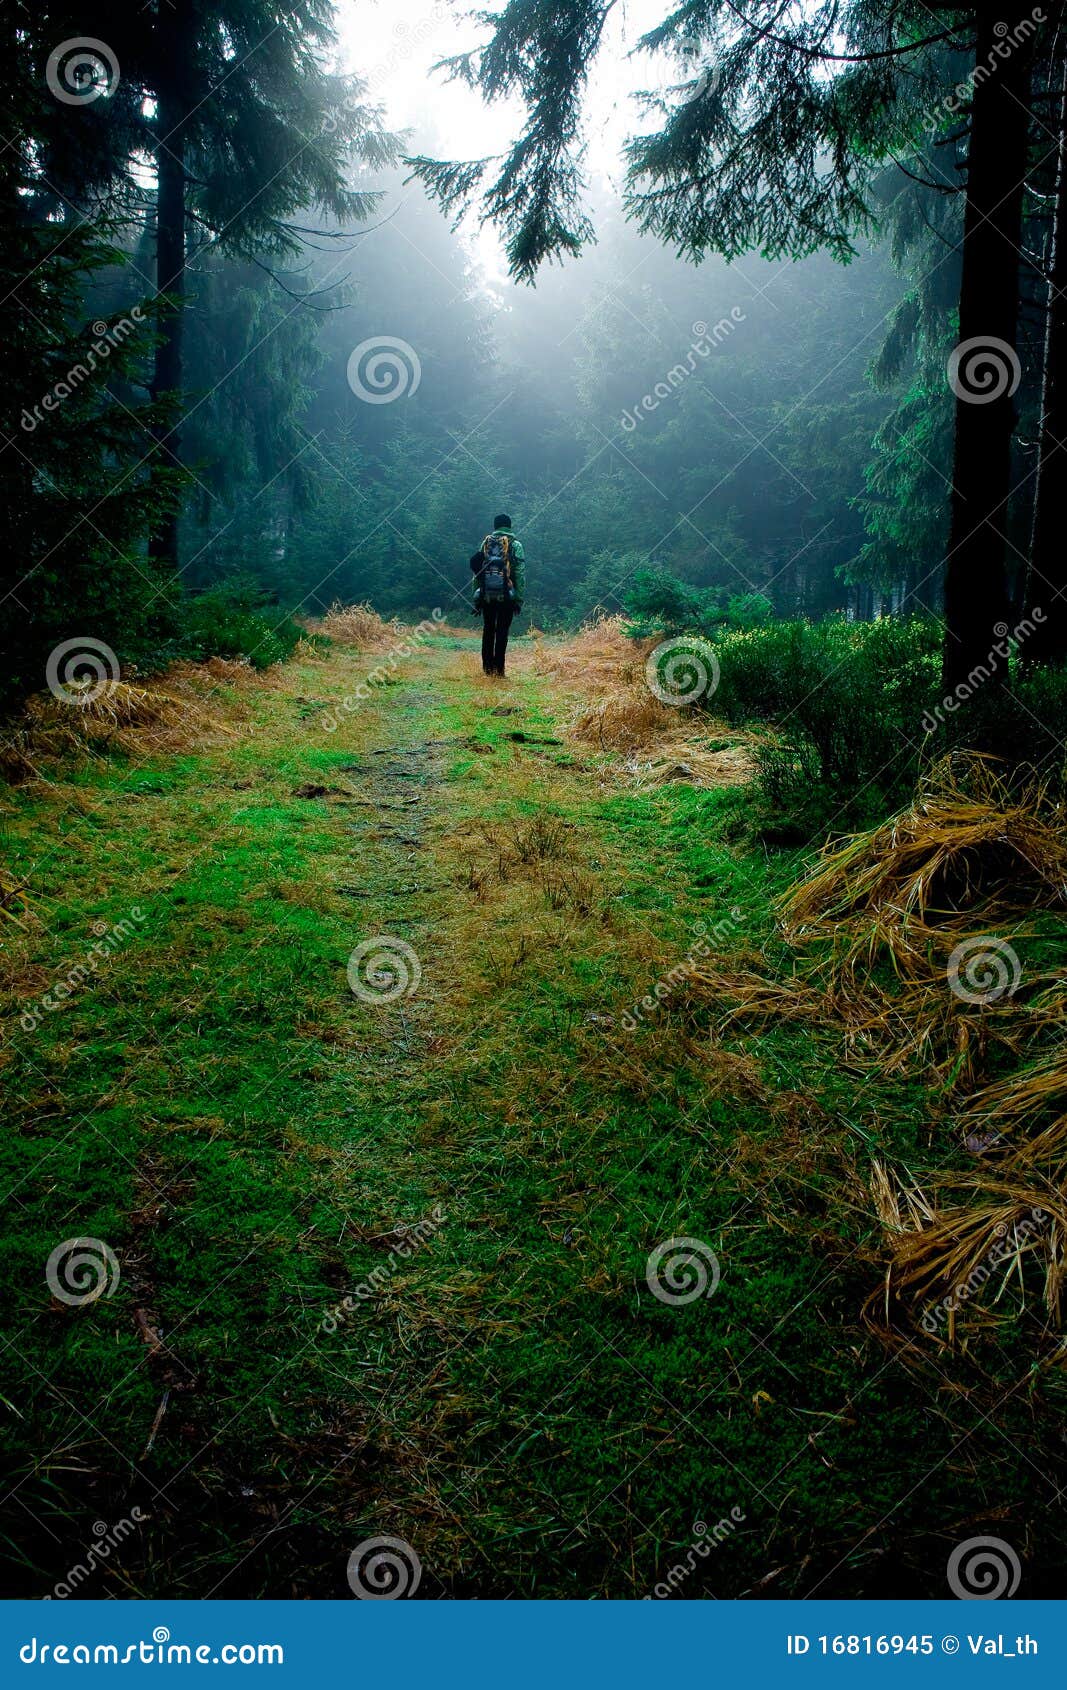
[1025,50,1067,658]
[941,10,1035,692]
[149,11,187,574]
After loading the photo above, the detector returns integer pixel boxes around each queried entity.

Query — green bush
[614,574,1067,833]
[623,571,775,638]
[176,578,303,670]
[711,616,943,818]
[725,592,774,629]
[953,665,1067,779]
[623,568,724,636]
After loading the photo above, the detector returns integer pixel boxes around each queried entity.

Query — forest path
[2,632,1052,1598]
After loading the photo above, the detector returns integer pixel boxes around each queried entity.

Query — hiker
[471,514,525,677]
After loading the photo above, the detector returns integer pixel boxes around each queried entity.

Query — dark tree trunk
[941,10,1035,692]
[777,550,797,617]
[149,11,187,574]
[1025,52,1067,659]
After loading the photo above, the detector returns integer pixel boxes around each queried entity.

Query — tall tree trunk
[941,10,1035,692]
[1024,50,1067,658]
[149,8,187,574]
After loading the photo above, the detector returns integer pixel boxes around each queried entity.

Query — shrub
[725,592,774,629]
[712,616,943,818]
[623,568,724,636]
[176,578,302,670]
[624,572,775,639]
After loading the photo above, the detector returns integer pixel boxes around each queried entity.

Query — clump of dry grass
[510,813,571,862]
[541,616,757,785]
[1,672,242,785]
[714,754,1066,1083]
[44,678,172,729]
[867,1160,1066,1341]
[963,1047,1067,1147]
[193,656,256,685]
[541,867,597,915]
[459,809,577,892]
[533,614,648,695]
[571,691,676,751]
[315,602,400,648]
[625,739,758,789]
[672,752,1067,1346]
[782,753,1067,971]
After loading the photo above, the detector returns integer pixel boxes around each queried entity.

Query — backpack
[480,532,514,602]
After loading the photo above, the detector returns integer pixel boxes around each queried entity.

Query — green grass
[1,637,1064,1599]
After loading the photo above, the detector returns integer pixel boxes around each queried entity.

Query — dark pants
[481,601,514,675]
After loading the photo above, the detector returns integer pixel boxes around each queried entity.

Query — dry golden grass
[782,753,1067,969]
[684,752,1067,1346]
[623,737,759,790]
[571,691,677,751]
[313,602,400,648]
[453,808,580,899]
[0,870,32,928]
[712,753,1066,1084]
[0,666,253,786]
[533,616,758,787]
[866,1160,1066,1339]
[531,613,647,695]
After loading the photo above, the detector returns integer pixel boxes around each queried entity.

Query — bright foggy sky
[333,0,680,288]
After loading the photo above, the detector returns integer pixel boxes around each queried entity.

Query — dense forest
[8,1,1067,690]
[5,0,1067,1610]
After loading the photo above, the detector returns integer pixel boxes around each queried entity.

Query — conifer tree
[412,3,1059,689]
